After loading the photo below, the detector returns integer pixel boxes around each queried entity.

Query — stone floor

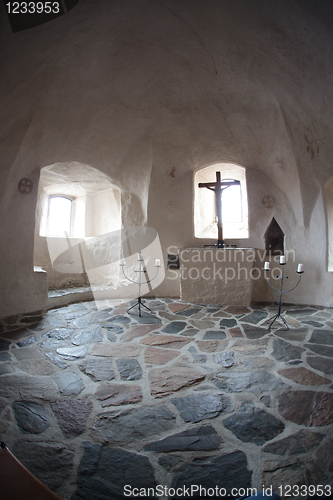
[0,298,333,500]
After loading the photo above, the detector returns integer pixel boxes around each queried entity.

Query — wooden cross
[198,171,240,247]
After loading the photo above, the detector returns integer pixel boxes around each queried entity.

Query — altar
[179,247,259,305]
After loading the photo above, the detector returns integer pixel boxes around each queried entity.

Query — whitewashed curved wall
[0,0,333,316]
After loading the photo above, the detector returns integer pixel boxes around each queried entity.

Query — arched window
[194,163,249,239]
[47,196,72,237]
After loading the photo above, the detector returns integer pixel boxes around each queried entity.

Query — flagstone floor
[0,298,333,500]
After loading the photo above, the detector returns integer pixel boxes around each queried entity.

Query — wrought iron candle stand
[120,254,161,317]
[264,260,304,331]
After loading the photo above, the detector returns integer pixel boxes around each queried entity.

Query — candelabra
[264,257,304,331]
[120,253,161,317]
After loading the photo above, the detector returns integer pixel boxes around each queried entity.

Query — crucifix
[198,172,240,248]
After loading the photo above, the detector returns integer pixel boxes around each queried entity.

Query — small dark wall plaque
[167,254,180,269]
[18,178,33,194]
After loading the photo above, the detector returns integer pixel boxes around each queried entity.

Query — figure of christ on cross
[198,171,240,248]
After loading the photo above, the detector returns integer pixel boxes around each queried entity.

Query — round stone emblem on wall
[262,195,275,208]
[18,178,33,194]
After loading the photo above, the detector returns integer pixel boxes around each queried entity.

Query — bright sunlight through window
[47,196,72,237]
[222,184,242,223]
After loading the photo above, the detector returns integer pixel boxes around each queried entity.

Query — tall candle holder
[264,259,304,331]
[120,253,161,317]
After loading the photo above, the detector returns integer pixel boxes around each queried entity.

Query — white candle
[155,259,161,267]
[297,263,303,273]
[138,253,143,261]
[280,255,286,264]
[264,262,270,270]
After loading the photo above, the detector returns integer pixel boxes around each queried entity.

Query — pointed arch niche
[34,162,122,289]
[325,176,333,271]
[264,218,285,256]
[194,163,249,239]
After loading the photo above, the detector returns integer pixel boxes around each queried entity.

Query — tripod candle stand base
[264,261,303,331]
[126,296,153,317]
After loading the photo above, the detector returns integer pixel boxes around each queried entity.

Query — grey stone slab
[219,318,237,328]
[104,315,131,325]
[13,401,50,434]
[116,358,143,380]
[203,330,226,340]
[105,332,117,342]
[274,328,309,342]
[305,344,333,357]
[12,347,44,361]
[171,451,251,497]
[263,429,325,456]
[51,399,93,438]
[191,353,207,363]
[161,321,187,334]
[13,442,74,491]
[72,326,103,345]
[285,308,317,316]
[45,352,69,369]
[171,392,232,423]
[316,437,333,472]
[176,307,201,316]
[240,311,268,324]
[79,358,115,381]
[17,335,38,347]
[307,356,333,374]
[2,327,31,341]
[213,351,234,367]
[46,315,68,328]
[0,339,11,351]
[308,329,333,346]
[91,308,113,320]
[134,315,162,324]
[213,372,285,393]
[60,310,90,320]
[73,316,96,328]
[73,444,156,500]
[223,403,284,445]
[241,324,268,339]
[37,338,69,350]
[0,374,58,401]
[43,328,74,340]
[0,351,11,361]
[0,363,15,375]
[94,405,176,443]
[144,425,222,452]
[19,315,44,324]
[272,338,305,361]
[102,324,123,335]
[260,395,271,407]
[54,371,85,395]
[56,345,88,360]
[303,320,325,327]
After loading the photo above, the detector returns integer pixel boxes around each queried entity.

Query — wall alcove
[34,162,122,290]
[264,217,285,256]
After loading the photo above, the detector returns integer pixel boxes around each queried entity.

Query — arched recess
[264,217,284,256]
[324,176,333,271]
[194,163,249,240]
[34,162,122,289]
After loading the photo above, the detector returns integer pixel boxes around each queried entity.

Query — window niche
[34,162,122,290]
[264,217,285,256]
[194,163,249,240]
